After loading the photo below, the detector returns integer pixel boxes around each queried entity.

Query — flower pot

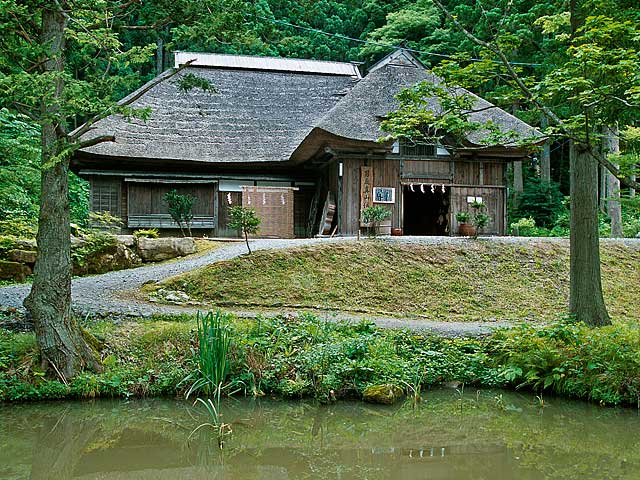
[391,228,403,236]
[458,223,477,237]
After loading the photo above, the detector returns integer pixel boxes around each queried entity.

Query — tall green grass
[184,311,232,398]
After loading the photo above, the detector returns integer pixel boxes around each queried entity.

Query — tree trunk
[23,4,102,380]
[569,141,611,326]
[603,126,623,237]
[599,165,607,212]
[631,174,636,198]
[244,229,251,254]
[540,115,551,183]
[512,160,524,206]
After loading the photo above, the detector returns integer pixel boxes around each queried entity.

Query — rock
[363,384,404,405]
[115,235,136,248]
[73,244,141,275]
[6,249,37,265]
[164,291,190,304]
[0,260,32,282]
[136,237,197,262]
[14,239,36,250]
[71,236,87,248]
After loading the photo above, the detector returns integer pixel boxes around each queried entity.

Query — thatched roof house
[74,50,539,238]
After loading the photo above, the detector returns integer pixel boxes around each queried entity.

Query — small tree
[470,200,491,239]
[228,206,261,254]
[362,205,392,237]
[163,189,197,237]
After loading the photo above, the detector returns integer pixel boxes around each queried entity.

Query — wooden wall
[335,156,508,236]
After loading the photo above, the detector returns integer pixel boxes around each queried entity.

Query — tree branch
[431,0,638,188]
[431,0,563,127]
[70,59,195,142]
[77,134,116,149]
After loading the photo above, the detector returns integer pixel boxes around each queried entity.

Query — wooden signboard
[360,165,373,226]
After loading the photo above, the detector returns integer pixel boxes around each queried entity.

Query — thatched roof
[314,50,540,149]
[79,51,539,165]
[79,58,359,163]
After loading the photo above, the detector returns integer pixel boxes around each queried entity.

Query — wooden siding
[340,158,401,235]
[450,186,506,235]
[336,156,508,236]
[242,186,296,238]
[127,182,216,229]
[217,191,242,237]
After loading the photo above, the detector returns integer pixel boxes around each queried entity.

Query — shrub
[133,228,159,239]
[511,175,564,228]
[228,206,261,254]
[361,205,392,237]
[163,190,197,237]
[71,232,117,268]
[0,219,36,238]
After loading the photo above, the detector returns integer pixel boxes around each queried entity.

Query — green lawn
[150,240,640,323]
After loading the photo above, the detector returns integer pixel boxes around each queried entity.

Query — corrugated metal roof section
[174,52,361,78]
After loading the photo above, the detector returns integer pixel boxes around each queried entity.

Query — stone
[164,290,190,304]
[6,249,37,265]
[14,239,37,250]
[115,235,136,248]
[73,244,142,276]
[136,237,197,262]
[363,384,404,405]
[0,260,32,282]
[71,236,87,248]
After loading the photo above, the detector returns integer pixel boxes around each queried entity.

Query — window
[91,180,120,216]
[399,142,436,157]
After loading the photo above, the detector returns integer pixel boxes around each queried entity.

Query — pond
[1,388,639,479]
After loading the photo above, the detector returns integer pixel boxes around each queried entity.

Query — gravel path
[1,236,637,337]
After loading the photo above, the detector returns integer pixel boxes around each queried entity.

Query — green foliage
[455,211,470,223]
[71,232,118,268]
[0,218,36,238]
[88,211,124,233]
[3,311,640,406]
[488,321,640,405]
[176,73,217,93]
[512,173,564,228]
[184,311,232,399]
[163,189,197,237]
[228,205,261,253]
[133,228,159,239]
[361,205,391,237]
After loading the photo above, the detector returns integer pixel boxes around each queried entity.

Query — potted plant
[455,211,475,237]
[361,205,392,237]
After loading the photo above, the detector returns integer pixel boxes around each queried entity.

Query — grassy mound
[152,240,640,323]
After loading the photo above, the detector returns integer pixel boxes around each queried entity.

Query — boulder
[73,244,141,275]
[7,249,37,265]
[14,239,37,250]
[71,236,87,248]
[0,260,32,282]
[363,384,404,405]
[137,237,197,262]
[115,235,136,248]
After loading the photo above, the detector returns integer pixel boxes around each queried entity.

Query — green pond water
[1,388,639,479]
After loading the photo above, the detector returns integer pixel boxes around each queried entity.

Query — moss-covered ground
[150,240,640,323]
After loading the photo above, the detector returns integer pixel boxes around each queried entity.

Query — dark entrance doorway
[402,184,450,235]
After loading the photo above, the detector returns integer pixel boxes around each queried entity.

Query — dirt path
[2,236,635,336]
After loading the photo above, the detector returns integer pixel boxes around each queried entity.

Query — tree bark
[512,160,524,206]
[603,126,623,237]
[599,165,607,212]
[23,4,102,380]
[569,141,611,326]
[540,115,551,183]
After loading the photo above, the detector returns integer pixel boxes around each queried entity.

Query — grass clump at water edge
[2,312,640,406]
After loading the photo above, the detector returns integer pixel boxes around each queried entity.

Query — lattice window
[400,142,436,157]
[91,180,120,216]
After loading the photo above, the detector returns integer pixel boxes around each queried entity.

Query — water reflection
[1,389,638,479]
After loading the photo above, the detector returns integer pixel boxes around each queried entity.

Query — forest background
[0,0,638,238]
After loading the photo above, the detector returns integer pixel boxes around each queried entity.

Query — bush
[0,218,36,238]
[511,175,564,228]
[71,232,117,268]
[133,228,159,239]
